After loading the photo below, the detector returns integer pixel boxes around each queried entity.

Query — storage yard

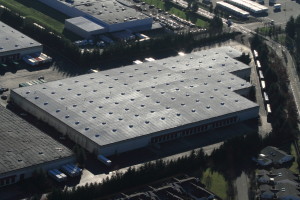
[11,46,259,157]
[39,0,153,38]
[0,105,74,187]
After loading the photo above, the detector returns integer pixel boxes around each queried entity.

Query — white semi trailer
[97,155,112,166]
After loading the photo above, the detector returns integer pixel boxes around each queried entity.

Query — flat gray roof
[71,0,150,25]
[66,17,105,32]
[13,47,258,147]
[0,21,42,54]
[0,106,73,175]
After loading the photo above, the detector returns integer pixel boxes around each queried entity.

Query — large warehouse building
[11,47,259,157]
[0,106,74,187]
[0,21,43,62]
[39,0,153,38]
[225,0,268,14]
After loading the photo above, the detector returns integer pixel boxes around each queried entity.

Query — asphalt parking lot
[128,0,206,33]
[0,47,85,107]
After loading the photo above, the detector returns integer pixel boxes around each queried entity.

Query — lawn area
[169,7,187,19]
[195,18,209,28]
[201,168,227,199]
[0,0,67,33]
[289,143,299,173]
[143,0,165,10]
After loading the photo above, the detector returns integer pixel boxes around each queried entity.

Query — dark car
[1,95,8,100]
[0,88,9,93]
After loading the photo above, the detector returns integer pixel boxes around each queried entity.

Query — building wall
[0,46,43,62]
[234,86,252,97]
[0,156,75,187]
[231,68,251,80]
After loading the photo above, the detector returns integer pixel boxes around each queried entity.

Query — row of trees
[47,149,207,200]
[285,15,300,77]
[251,34,299,144]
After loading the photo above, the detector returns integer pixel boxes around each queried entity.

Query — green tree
[209,15,223,34]
[191,2,199,12]
[286,16,296,39]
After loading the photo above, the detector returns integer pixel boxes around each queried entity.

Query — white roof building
[11,47,259,156]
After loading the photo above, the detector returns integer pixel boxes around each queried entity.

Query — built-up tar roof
[69,0,150,25]
[0,21,42,54]
[13,47,258,147]
[0,105,73,175]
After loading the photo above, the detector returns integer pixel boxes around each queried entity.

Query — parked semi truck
[61,164,82,177]
[97,155,112,166]
[48,169,67,182]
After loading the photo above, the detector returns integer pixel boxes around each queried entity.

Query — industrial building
[225,0,268,14]
[0,21,43,62]
[216,1,250,18]
[39,0,153,38]
[0,106,74,187]
[11,47,259,157]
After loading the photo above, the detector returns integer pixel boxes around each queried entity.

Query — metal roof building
[216,1,250,18]
[0,21,43,62]
[225,0,268,14]
[39,0,153,38]
[0,105,74,187]
[11,47,259,156]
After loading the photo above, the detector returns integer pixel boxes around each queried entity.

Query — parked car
[0,88,9,93]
